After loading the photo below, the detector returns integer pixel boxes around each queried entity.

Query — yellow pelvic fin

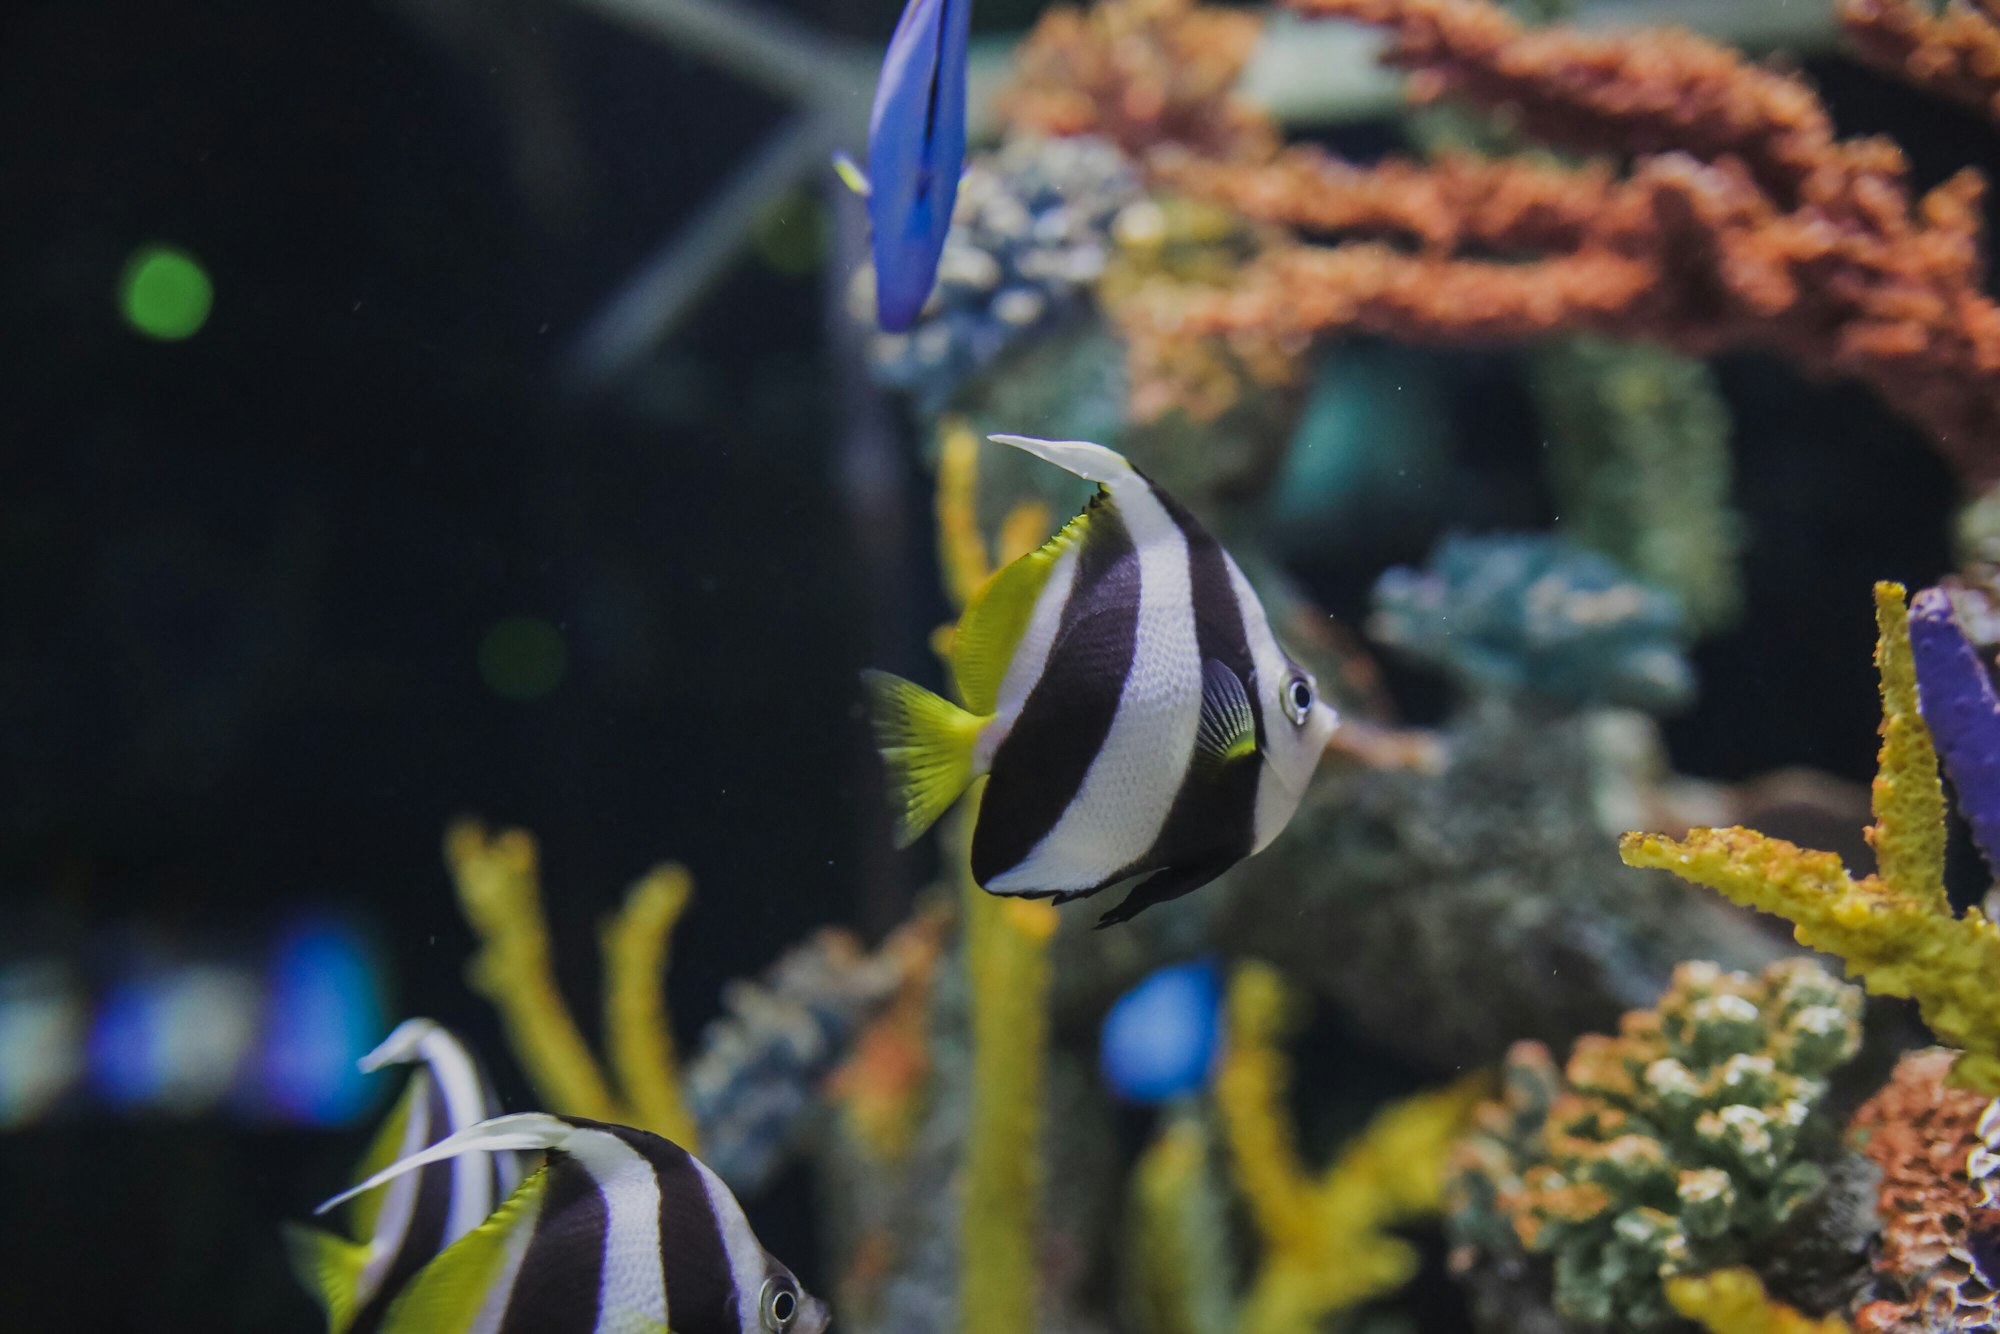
[282,1224,369,1334]
[380,1168,551,1334]
[347,1078,418,1242]
[863,669,986,848]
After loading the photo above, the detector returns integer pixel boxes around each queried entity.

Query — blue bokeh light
[258,919,385,1126]
[1098,958,1223,1104]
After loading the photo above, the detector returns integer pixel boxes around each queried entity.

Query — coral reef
[1445,959,1867,1333]
[1000,0,1275,164]
[1666,1268,1853,1334]
[1841,0,2000,126]
[1623,585,2000,1095]
[1129,0,2000,486]
[1368,532,1696,713]
[1849,1048,2000,1333]
[447,820,910,1190]
[1219,961,1490,1333]
[1218,695,1774,1072]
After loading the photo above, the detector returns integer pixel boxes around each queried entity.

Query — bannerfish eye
[760,1276,800,1331]
[1284,676,1314,725]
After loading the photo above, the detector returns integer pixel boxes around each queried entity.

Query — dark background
[0,0,1987,1328]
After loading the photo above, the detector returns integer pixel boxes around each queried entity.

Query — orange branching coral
[1842,0,2000,127]
[1849,1049,2000,1333]
[1132,0,2000,484]
[1001,0,1276,164]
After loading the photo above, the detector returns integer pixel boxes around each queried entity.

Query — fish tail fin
[316,1113,570,1217]
[283,1223,369,1334]
[862,669,984,848]
[988,434,1134,486]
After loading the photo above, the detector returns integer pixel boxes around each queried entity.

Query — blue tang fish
[864,435,1340,927]
[855,0,972,331]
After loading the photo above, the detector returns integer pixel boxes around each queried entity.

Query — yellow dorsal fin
[347,1077,419,1243]
[379,1168,552,1334]
[282,1224,370,1334]
[950,504,1093,715]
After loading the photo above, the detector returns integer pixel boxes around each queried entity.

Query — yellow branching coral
[957,791,1060,1334]
[1126,1109,1235,1334]
[446,819,700,1148]
[1621,583,2000,1094]
[1217,961,1490,1334]
[1665,1267,1852,1334]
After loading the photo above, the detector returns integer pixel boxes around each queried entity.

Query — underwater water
[11,0,2000,1329]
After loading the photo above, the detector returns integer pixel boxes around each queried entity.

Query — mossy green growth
[1446,958,1863,1332]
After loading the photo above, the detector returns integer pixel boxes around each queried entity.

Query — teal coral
[1445,959,1865,1332]
[1370,532,1695,713]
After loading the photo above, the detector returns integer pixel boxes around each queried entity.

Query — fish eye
[1284,676,1314,725]
[760,1276,800,1331]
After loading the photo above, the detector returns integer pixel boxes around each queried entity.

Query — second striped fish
[864,434,1340,927]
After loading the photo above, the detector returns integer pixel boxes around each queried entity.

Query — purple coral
[1908,585,2000,875]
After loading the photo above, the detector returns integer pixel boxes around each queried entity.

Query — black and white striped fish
[312,1113,829,1334]
[865,434,1339,927]
[289,1019,523,1334]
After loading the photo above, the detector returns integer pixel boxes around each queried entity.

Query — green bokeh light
[752,192,827,276]
[118,245,214,341]
[477,616,568,701]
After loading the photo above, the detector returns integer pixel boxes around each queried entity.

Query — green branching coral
[1529,335,1744,635]
[1621,583,2000,1094]
[1445,959,1864,1332]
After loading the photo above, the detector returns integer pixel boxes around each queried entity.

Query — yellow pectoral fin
[347,1081,418,1242]
[282,1224,369,1334]
[862,670,985,847]
[380,1168,550,1334]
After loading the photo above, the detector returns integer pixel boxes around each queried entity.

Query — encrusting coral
[1848,1048,2000,1333]
[1127,0,2000,486]
[1444,959,1865,1333]
[1622,585,2000,1095]
[1841,0,2000,127]
[1218,961,1490,1333]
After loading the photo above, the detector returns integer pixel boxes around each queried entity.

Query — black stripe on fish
[605,1126,742,1334]
[1130,489,1262,877]
[498,1148,607,1334]
[973,495,1139,888]
[352,1077,459,1334]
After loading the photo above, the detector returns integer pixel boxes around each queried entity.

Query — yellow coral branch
[1217,962,1490,1334]
[1869,581,1949,910]
[958,784,1057,1334]
[1127,1110,1234,1334]
[1620,584,2000,1094]
[602,864,699,1149]
[1666,1267,1851,1334]
[447,820,623,1122]
[936,416,993,611]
